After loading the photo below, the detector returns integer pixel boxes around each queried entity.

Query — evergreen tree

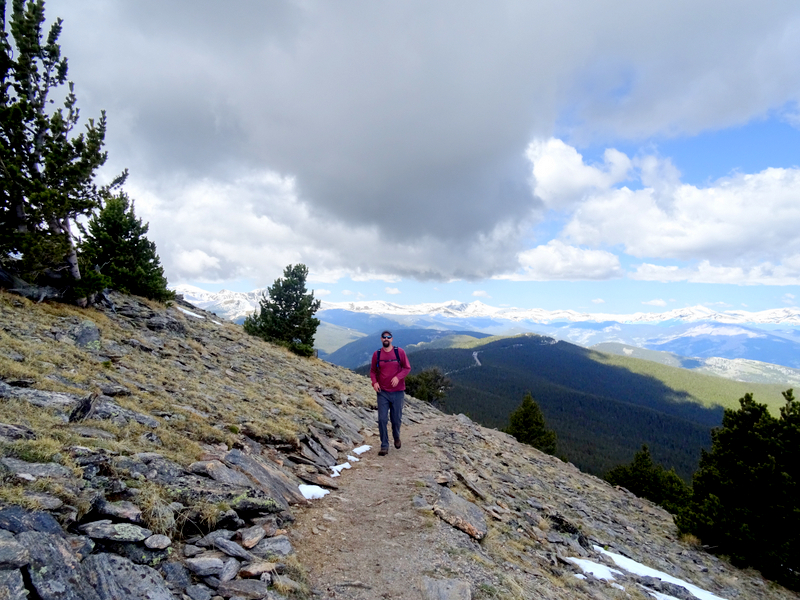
[1,0,117,303]
[80,191,172,302]
[405,367,452,404]
[676,391,800,590]
[505,391,557,454]
[243,263,320,357]
[606,445,691,514]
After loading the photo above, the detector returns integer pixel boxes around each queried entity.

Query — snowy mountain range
[174,284,800,326]
[173,284,800,369]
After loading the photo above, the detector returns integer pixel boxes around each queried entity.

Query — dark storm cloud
[43,0,800,281]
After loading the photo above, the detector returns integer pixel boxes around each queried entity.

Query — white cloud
[563,161,800,264]
[385,287,401,295]
[631,260,800,285]
[472,290,491,298]
[520,139,800,285]
[527,138,631,210]
[642,299,667,306]
[313,289,332,297]
[591,298,605,304]
[172,249,220,276]
[783,293,796,305]
[499,240,623,281]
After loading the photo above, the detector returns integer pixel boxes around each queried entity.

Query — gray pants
[377,390,404,449]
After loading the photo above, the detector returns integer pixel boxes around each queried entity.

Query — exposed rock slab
[0,381,81,415]
[0,539,29,569]
[433,485,487,540]
[0,457,71,479]
[79,520,153,542]
[83,553,175,600]
[189,460,253,487]
[422,576,472,600]
[0,422,36,441]
[16,531,101,600]
[216,579,270,599]
[223,449,306,509]
[0,506,64,536]
[0,569,27,600]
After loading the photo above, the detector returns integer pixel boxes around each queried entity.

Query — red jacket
[370,347,411,392]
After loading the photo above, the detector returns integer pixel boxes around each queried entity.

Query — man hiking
[369,330,411,456]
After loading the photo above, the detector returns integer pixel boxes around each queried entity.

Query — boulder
[433,486,487,540]
[250,535,293,559]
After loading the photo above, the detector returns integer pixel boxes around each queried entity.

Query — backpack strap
[375,347,402,372]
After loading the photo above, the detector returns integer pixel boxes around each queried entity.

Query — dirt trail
[291,414,463,599]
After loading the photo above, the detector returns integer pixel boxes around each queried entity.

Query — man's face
[382,334,392,347]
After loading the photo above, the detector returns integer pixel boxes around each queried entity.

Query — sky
[39,0,800,313]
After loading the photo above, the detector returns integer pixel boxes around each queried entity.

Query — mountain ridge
[173,285,800,325]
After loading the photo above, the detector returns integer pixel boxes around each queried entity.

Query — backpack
[375,347,402,373]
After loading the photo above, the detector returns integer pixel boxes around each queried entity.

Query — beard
[382,339,391,347]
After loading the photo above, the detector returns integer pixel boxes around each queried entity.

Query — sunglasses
[382,335,392,339]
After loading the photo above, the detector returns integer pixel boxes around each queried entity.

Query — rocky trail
[294,415,479,600]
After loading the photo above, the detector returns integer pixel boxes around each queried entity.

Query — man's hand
[390,376,399,388]
[372,382,381,392]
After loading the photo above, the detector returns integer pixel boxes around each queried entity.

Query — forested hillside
[357,334,791,480]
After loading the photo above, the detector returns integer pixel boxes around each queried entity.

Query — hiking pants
[377,390,404,450]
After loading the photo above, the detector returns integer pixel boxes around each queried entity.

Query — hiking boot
[394,439,401,449]
[378,448,388,456]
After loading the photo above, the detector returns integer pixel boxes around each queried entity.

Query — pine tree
[243,263,321,357]
[79,191,172,302]
[0,0,116,302]
[606,445,691,514]
[405,367,452,403]
[505,392,557,454]
[676,391,800,590]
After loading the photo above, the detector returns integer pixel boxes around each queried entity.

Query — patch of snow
[352,445,371,455]
[564,557,623,581]
[347,455,359,462]
[611,583,625,591]
[623,347,634,355]
[594,546,728,600]
[298,484,329,500]
[330,463,351,477]
[211,320,222,325]
[176,306,204,319]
